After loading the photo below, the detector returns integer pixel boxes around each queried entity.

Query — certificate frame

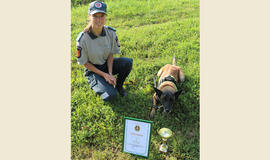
[122,117,153,158]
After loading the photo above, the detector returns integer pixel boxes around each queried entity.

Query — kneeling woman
[76,1,133,101]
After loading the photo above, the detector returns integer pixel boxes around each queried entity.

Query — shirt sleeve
[76,40,88,65]
[111,32,121,54]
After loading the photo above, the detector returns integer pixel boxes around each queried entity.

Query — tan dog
[150,57,185,119]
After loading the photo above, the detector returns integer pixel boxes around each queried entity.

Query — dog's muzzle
[164,108,170,113]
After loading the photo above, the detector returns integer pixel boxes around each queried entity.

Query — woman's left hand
[103,73,116,86]
[108,74,116,86]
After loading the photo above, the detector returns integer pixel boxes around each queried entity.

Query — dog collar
[159,75,177,87]
[158,81,178,91]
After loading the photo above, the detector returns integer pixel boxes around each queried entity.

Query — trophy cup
[158,128,173,153]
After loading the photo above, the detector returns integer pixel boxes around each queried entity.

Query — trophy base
[159,144,168,153]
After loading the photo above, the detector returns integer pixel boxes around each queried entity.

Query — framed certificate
[122,117,153,158]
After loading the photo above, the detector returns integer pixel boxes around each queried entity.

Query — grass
[71,0,200,159]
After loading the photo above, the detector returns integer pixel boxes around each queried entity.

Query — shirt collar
[88,27,106,39]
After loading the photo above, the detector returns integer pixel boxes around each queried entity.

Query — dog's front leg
[150,93,159,120]
[150,108,156,120]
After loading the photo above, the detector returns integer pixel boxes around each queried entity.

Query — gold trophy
[158,128,173,153]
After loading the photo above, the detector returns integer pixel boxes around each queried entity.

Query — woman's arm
[84,61,116,85]
[84,62,104,76]
[106,53,116,85]
[107,53,114,75]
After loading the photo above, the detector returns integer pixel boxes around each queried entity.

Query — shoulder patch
[76,46,82,58]
[106,26,116,32]
[76,32,84,42]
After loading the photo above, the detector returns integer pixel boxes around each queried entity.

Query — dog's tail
[172,55,176,66]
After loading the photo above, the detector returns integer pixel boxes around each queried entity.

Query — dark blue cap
[88,1,107,15]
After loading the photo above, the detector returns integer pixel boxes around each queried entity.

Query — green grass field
[71,0,199,159]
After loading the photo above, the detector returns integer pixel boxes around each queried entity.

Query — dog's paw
[149,108,156,120]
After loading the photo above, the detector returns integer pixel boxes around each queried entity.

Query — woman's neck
[91,26,103,36]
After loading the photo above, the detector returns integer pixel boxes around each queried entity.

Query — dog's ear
[174,89,182,99]
[157,67,164,77]
[154,87,162,97]
[178,67,185,82]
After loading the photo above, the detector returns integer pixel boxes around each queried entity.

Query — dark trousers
[85,57,133,101]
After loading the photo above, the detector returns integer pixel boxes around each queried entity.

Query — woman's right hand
[103,73,116,86]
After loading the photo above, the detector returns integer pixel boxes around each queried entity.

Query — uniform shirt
[76,26,121,65]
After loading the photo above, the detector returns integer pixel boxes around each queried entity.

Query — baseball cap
[88,1,107,15]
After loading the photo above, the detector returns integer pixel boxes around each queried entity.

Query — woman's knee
[124,58,133,70]
[128,58,133,68]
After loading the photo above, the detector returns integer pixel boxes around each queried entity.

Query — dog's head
[154,87,182,113]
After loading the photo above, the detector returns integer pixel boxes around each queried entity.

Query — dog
[150,56,185,119]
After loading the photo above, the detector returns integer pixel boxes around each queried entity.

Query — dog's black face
[154,87,182,113]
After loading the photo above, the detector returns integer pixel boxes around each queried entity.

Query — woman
[76,1,133,101]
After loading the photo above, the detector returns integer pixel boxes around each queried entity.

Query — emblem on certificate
[122,117,153,158]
